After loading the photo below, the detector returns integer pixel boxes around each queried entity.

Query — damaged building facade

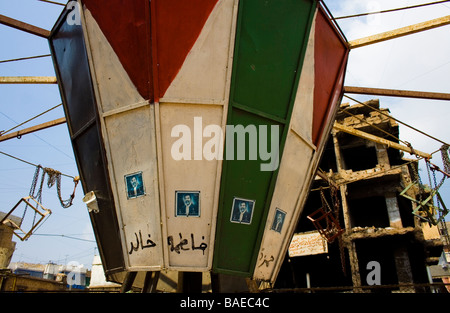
[275,99,449,293]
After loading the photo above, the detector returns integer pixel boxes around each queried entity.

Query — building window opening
[342,145,378,172]
[348,196,390,228]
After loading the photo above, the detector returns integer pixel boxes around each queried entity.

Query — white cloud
[328,0,450,91]
[326,0,450,140]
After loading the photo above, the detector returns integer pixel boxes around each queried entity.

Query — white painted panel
[290,11,316,146]
[161,0,238,104]
[253,131,314,281]
[83,8,163,270]
[158,103,224,270]
[103,106,163,270]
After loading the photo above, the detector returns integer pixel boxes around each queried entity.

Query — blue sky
[0,0,95,267]
[0,0,449,270]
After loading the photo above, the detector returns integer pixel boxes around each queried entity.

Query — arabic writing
[258,253,274,268]
[288,231,328,257]
[167,233,208,255]
[129,230,156,255]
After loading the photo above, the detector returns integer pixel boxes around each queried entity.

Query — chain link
[319,185,347,275]
[44,167,79,209]
[26,165,79,210]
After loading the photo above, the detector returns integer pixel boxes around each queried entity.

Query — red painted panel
[312,8,348,145]
[153,0,218,100]
[82,0,153,101]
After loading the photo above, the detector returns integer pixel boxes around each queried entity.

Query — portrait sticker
[230,197,255,225]
[175,191,200,217]
[125,172,145,199]
[270,208,286,233]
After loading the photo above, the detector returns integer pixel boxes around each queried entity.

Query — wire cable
[0,150,76,180]
[334,0,450,20]
[33,233,96,243]
[0,103,62,136]
[343,94,450,147]
[0,54,51,64]
[339,106,408,146]
[0,112,74,160]
[37,0,66,6]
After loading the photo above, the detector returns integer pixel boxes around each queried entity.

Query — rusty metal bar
[349,15,450,49]
[344,86,450,101]
[0,117,66,142]
[0,14,50,38]
[0,76,57,84]
[334,122,432,159]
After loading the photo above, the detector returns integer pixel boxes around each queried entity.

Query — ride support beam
[349,15,450,49]
[344,86,450,101]
[0,14,51,38]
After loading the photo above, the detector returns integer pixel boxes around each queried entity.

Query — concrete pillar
[393,246,415,292]
[375,143,390,169]
[332,131,345,171]
[348,241,363,293]
[386,192,403,228]
[340,184,352,231]
[333,131,352,231]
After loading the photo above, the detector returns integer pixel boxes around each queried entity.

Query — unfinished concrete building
[275,99,448,293]
[0,212,21,269]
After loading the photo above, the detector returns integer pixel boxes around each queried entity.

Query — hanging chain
[25,165,79,210]
[319,187,331,213]
[24,165,47,227]
[44,167,79,209]
[330,184,341,221]
[441,144,450,174]
[330,184,347,276]
[320,184,347,275]
[439,145,450,250]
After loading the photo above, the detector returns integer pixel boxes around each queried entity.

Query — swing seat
[418,191,449,225]
[307,207,344,243]
[0,196,52,241]
[400,182,448,225]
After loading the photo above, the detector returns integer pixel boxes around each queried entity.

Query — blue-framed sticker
[230,197,255,225]
[125,172,145,199]
[175,191,200,217]
[270,208,286,233]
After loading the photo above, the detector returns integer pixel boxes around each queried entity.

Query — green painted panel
[213,0,316,276]
[215,109,283,274]
[232,0,315,120]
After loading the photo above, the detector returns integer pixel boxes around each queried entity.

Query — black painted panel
[49,10,125,273]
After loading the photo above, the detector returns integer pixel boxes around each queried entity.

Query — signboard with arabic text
[288,231,328,257]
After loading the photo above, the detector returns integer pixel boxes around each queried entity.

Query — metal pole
[349,15,450,49]
[142,271,160,293]
[344,86,450,101]
[333,122,432,159]
[0,76,57,84]
[120,271,137,293]
[0,118,66,142]
[306,273,311,289]
[0,14,50,38]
